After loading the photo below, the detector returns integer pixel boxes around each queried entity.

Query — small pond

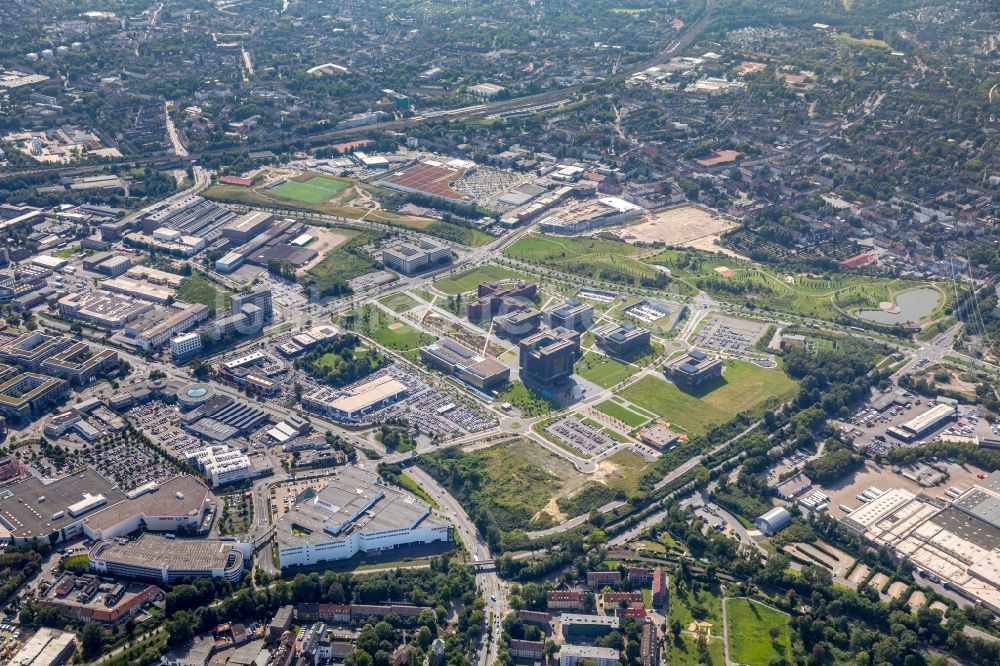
[855,287,940,325]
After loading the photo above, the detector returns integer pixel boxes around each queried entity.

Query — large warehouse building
[274,466,451,569]
[888,403,957,441]
[376,160,476,207]
[0,469,209,544]
[302,375,408,422]
[841,472,1000,613]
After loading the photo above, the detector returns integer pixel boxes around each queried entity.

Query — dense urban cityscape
[0,1,999,666]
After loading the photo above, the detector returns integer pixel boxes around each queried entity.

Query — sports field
[619,361,797,435]
[270,176,348,203]
[725,598,790,665]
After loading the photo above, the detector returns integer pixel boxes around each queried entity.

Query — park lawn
[699,360,798,414]
[379,292,419,313]
[670,577,725,636]
[495,381,556,416]
[504,233,659,279]
[620,376,727,435]
[433,264,530,295]
[643,248,948,324]
[594,399,651,428]
[575,351,632,388]
[665,634,726,666]
[340,304,434,352]
[620,362,797,435]
[177,272,231,313]
[725,598,791,666]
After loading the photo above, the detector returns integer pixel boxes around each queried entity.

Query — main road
[405,467,507,666]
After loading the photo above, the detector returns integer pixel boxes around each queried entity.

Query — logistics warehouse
[274,466,452,569]
[887,402,956,441]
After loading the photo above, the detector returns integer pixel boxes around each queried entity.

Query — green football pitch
[270,176,348,203]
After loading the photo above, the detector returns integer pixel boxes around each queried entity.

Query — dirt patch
[907,590,926,611]
[869,573,890,593]
[295,226,354,275]
[614,205,744,257]
[592,459,624,484]
[387,322,404,330]
[917,368,977,395]
[847,563,870,585]
[534,496,568,523]
[887,581,909,599]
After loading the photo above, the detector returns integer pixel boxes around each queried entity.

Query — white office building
[275,466,451,569]
[188,444,253,486]
[170,332,203,361]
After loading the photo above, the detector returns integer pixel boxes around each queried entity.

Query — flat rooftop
[82,475,209,534]
[0,468,126,539]
[92,533,239,571]
[379,162,474,203]
[930,506,1000,551]
[275,466,447,546]
[0,373,66,407]
[317,375,407,414]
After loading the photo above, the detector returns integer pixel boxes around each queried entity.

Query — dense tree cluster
[295,334,387,388]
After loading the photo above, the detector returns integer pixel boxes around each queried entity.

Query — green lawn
[433,264,529,295]
[339,304,434,352]
[495,381,556,416]
[670,578,725,649]
[575,351,632,388]
[270,175,348,203]
[619,361,797,435]
[397,473,437,508]
[666,634,726,666]
[379,292,419,312]
[505,233,659,281]
[177,272,231,313]
[649,249,951,325]
[594,399,651,428]
[725,598,791,666]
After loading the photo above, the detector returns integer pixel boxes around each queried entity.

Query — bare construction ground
[296,227,354,275]
[615,205,742,257]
